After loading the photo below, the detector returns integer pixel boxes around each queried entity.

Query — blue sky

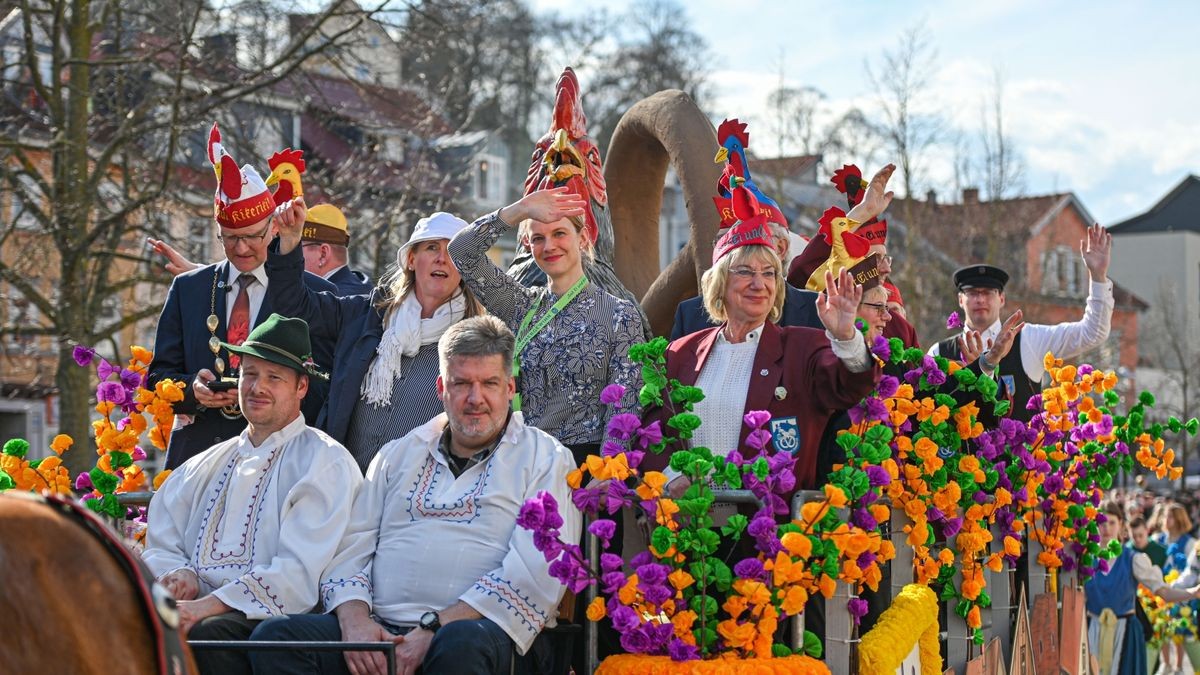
[532,0,1200,224]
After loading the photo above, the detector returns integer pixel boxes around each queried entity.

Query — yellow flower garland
[858,584,942,675]
[595,653,831,674]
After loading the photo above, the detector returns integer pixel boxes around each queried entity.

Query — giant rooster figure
[264,148,306,204]
[508,68,649,334]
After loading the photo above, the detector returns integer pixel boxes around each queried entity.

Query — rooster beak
[264,169,280,187]
[714,147,728,164]
[550,129,570,153]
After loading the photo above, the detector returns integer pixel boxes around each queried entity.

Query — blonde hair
[700,245,785,324]
[373,247,484,321]
[516,215,595,264]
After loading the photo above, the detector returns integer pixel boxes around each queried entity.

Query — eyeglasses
[961,288,1000,299]
[880,255,894,265]
[860,301,891,315]
[729,267,778,281]
[217,224,272,246]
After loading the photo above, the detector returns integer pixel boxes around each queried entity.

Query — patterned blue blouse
[449,211,644,446]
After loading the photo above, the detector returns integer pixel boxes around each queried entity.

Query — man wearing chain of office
[148,123,337,469]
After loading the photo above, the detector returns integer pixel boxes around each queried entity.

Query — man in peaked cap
[929,223,1116,421]
[143,314,361,675]
[147,124,338,469]
[299,204,372,296]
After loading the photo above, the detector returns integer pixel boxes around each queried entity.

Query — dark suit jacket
[327,266,373,297]
[148,259,338,469]
[642,322,880,492]
[669,283,822,340]
[265,244,384,444]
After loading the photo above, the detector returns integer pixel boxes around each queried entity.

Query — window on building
[3,285,39,351]
[474,154,506,204]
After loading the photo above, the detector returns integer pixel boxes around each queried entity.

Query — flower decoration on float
[519,337,888,665]
[1,345,185,522]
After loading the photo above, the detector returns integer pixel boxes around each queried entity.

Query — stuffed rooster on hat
[265,148,306,204]
[207,123,275,229]
[712,119,787,230]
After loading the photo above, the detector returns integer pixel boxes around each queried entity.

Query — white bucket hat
[397,212,470,266]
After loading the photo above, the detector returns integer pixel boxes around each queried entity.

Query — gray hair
[437,315,516,376]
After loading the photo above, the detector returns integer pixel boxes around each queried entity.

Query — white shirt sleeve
[827,330,872,373]
[1018,279,1114,382]
[320,443,398,613]
[142,466,203,580]
[211,450,363,619]
[1134,551,1197,603]
[459,438,583,655]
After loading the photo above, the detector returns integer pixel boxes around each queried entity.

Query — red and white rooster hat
[207,122,276,229]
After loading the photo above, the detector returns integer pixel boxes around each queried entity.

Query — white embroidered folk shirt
[142,415,362,619]
[319,411,581,655]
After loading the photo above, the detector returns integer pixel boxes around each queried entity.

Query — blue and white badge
[937,446,956,460]
[769,416,800,454]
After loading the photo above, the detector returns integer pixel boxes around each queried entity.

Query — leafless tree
[864,21,944,200]
[0,0,388,473]
[979,67,1024,201]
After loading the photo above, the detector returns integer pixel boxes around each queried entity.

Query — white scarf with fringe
[360,292,465,406]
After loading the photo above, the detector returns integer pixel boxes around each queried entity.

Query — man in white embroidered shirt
[928,223,1114,421]
[142,314,362,675]
[252,315,581,675]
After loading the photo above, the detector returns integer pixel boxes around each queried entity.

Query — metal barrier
[188,640,396,675]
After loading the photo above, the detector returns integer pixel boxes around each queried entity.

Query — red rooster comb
[816,206,847,244]
[550,67,587,140]
[716,118,750,148]
[268,148,306,174]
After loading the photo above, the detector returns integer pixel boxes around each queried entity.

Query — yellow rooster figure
[264,148,306,204]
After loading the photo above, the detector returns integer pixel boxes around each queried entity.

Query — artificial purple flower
[589,519,617,547]
[870,335,892,361]
[857,550,877,570]
[119,368,143,391]
[946,311,963,330]
[97,381,128,405]
[601,553,624,573]
[643,584,672,606]
[942,517,963,538]
[601,571,627,595]
[600,383,626,405]
[607,413,641,441]
[865,465,891,487]
[744,410,771,429]
[625,450,645,469]
[925,365,947,386]
[636,421,663,448]
[851,508,878,530]
[131,446,147,461]
[848,397,889,425]
[1043,474,1064,494]
[630,551,654,569]
[733,558,766,581]
[72,345,96,367]
[74,473,93,491]
[533,531,563,561]
[620,626,654,654]
[847,598,870,625]
[97,358,118,382]
[1025,394,1043,411]
[539,493,563,529]
[606,480,630,515]
[572,488,601,514]
[876,374,900,399]
[610,605,640,632]
[636,563,669,587]
[745,428,772,452]
[601,440,625,457]
[668,638,700,661]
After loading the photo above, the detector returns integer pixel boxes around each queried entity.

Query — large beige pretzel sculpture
[605,90,724,337]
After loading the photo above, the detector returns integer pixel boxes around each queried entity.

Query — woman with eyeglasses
[640,179,887,500]
[447,186,646,464]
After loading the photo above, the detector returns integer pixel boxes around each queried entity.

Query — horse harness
[18,491,191,675]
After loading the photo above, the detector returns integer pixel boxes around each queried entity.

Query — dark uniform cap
[954,264,1009,291]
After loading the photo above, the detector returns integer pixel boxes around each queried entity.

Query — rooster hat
[712,184,774,264]
[208,122,276,229]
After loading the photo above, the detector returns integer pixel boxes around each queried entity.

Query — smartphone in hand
[206,378,239,393]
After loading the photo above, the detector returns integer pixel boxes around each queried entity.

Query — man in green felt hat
[142,313,362,675]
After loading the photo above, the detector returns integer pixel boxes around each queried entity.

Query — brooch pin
[775,387,787,401]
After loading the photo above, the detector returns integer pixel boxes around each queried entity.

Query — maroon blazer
[883,312,920,349]
[641,322,880,490]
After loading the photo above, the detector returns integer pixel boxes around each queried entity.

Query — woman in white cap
[268,199,483,470]
[448,186,647,463]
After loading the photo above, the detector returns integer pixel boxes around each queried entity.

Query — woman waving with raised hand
[448,187,646,463]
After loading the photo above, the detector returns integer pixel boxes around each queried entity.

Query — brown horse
[0,492,197,675]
